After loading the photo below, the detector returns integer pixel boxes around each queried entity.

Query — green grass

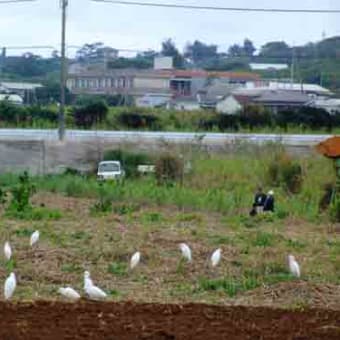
[107,262,128,277]
[0,146,333,223]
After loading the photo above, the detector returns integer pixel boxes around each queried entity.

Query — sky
[0,0,339,57]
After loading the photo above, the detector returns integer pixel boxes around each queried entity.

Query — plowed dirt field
[0,301,339,340]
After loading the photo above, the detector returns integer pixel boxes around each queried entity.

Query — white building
[216,95,242,114]
[0,94,23,105]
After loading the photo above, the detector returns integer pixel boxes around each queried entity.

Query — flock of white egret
[2,231,301,301]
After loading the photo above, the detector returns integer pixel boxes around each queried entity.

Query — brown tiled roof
[154,69,259,80]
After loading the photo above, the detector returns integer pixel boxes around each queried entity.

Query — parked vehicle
[97,161,125,181]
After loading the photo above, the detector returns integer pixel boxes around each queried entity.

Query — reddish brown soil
[0,301,339,340]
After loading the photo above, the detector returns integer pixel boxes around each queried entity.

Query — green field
[0,146,339,308]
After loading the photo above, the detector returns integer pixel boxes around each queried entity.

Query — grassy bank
[0,146,334,222]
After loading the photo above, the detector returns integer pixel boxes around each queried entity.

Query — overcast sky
[0,0,339,56]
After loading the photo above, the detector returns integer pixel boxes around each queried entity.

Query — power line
[2,46,55,50]
[91,0,340,14]
[0,0,36,4]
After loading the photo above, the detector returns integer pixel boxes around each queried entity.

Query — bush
[155,153,184,185]
[240,105,272,130]
[72,99,108,128]
[103,149,153,178]
[90,183,112,214]
[217,114,240,131]
[276,107,333,131]
[267,152,303,194]
[117,111,161,130]
[7,171,35,213]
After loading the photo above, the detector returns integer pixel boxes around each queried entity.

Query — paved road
[0,129,332,146]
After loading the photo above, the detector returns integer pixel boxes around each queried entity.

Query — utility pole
[290,46,295,88]
[59,0,68,141]
[0,47,5,80]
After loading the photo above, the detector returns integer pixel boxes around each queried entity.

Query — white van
[97,161,125,181]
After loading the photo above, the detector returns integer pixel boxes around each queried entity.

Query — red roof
[155,69,260,81]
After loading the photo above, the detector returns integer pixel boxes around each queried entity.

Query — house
[308,98,340,114]
[168,97,201,111]
[216,95,243,115]
[252,90,310,113]
[222,89,310,114]
[247,81,333,97]
[136,93,171,108]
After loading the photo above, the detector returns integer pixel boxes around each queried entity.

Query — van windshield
[99,163,120,172]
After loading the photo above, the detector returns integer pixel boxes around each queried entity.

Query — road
[0,129,332,146]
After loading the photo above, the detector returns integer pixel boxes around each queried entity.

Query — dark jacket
[254,192,267,207]
[263,195,274,212]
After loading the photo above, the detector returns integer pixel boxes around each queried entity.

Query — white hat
[268,190,274,195]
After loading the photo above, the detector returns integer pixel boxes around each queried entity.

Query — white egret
[58,287,81,301]
[288,255,301,278]
[211,248,222,267]
[179,243,192,262]
[130,251,141,270]
[4,272,16,300]
[4,241,12,261]
[30,230,40,247]
[84,271,93,289]
[83,271,107,300]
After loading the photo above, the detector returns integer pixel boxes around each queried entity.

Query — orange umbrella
[316,136,340,159]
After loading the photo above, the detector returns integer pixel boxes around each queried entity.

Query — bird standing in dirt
[179,243,192,262]
[4,272,16,300]
[211,248,222,267]
[288,255,300,278]
[130,251,141,270]
[4,241,12,261]
[58,287,81,301]
[84,271,107,300]
[30,230,40,247]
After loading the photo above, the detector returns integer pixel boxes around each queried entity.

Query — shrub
[280,160,303,194]
[8,171,35,213]
[72,99,108,128]
[267,151,303,194]
[240,105,272,130]
[117,111,161,130]
[217,114,240,131]
[90,182,112,214]
[155,153,184,185]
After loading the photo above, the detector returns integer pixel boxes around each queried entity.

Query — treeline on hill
[0,97,340,132]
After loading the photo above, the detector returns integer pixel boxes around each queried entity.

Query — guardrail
[0,129,331,146]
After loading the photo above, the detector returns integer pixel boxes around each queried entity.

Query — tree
[243,39,256,57]
[184,40,218,63]
[228,44,243,57]
[259,41,291,59]
[75,42,118,63]
[161,39,184,68]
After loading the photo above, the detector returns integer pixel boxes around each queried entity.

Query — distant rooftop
[0,81,43,91]
[250,63,289,71]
